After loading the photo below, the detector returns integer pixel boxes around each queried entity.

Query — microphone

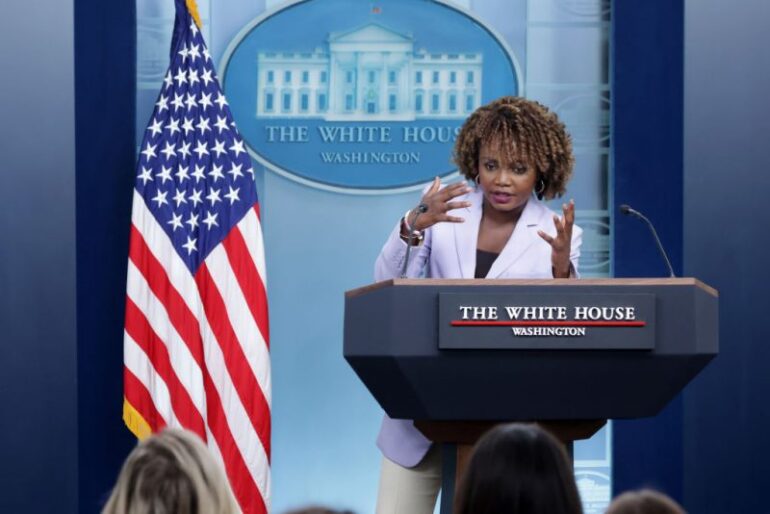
[619,204,675,277]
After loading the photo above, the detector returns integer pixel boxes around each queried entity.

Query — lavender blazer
[373,189,583,467]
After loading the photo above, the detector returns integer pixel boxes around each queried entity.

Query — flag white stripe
[201,428,243,513]
[131,192,270,502]
[237,209,268,285]
[124,332,178,427]
[199,308,271,502]
[127,259,207,420]
[205,244,272,405]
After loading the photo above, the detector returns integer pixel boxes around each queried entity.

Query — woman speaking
[373,96,582,513]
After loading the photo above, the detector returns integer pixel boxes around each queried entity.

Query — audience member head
[606,489,686,514]
[102,428,239,514]
[455,423,583,514]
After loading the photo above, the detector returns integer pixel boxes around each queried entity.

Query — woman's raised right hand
[410,177,472,231]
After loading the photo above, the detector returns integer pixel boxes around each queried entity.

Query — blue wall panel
[0,2,79,513]
[611,0,685,502]
[683,0,770,511]
[74,0,138,511]
[0,1,140,511]
[614,1,770,512]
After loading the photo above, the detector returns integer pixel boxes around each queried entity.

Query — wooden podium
[344,278,718,512]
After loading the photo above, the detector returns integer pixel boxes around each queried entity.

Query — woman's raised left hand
[537,199,575,278]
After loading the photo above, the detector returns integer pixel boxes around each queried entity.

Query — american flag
[123,1,270,512]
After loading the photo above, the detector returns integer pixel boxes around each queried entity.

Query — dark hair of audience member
[454,423,583,514]
[606,489,686,514]
[101,428,239,514]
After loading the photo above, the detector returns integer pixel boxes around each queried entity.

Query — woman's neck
[481,197,528,226]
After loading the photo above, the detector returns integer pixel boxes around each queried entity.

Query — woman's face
[476,139,537,214]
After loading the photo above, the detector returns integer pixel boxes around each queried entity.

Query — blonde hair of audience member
[455,423,583,514]
[606,489,686,514]
[102,428,239,514]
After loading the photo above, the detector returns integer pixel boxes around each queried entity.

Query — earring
[535,178,545,195]
[474,175,481,187]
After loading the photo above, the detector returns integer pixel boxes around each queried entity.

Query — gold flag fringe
[123,398,153,440]
[186,0,203,30]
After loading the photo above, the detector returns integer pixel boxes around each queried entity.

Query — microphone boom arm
[619,204,676,278]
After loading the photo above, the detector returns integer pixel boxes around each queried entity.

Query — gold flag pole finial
[186,0,203,29]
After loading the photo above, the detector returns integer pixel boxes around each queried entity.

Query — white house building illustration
[256,23,483,121]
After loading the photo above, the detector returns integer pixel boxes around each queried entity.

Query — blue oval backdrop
[222,0,521,193]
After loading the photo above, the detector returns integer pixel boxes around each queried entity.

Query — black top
[475,249,500,278]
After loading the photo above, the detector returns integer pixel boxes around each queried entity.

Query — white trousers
[375,445,442,514]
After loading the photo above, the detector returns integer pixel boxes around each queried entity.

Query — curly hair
[453,96,574,200]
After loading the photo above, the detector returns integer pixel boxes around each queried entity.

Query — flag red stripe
[124,366,166,432]
[125,297,207,440]
[127,242,269,511]
[129,224,269,503]
[195,264,272,458]
[222,226,270,346]
[200,359,267,514]
[129,225,206,367]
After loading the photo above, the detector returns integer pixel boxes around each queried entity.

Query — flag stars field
[134,29,257,266]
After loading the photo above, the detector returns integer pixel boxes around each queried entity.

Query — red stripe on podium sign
[451,320,646,327]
